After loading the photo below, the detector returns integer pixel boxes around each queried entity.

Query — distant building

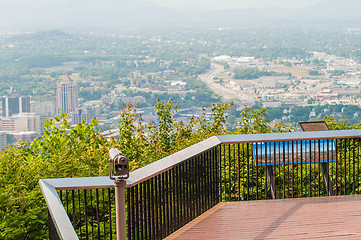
[31,101,55,117]
[71,108,96,125]
[213,55,231,62]
[332,88,361,97]
[170,81,187,90]
[11,132,38,142]
[56,75,78,114]
[258,76,292,89]
[263,102,282,108]
[0,113,46,134]
[1,94,30,117]
[129,71,142,87]
[0,132,6,151]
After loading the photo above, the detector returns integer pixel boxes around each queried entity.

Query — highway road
[199,63,254,104]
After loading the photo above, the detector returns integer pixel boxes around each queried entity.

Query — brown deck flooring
[166,195,361,240]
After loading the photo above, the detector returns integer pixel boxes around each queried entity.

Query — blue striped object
[252,139,337,166]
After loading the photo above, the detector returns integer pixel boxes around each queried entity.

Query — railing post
[48,210,61,240]
[114,180,127,240]
[109,148,130,240]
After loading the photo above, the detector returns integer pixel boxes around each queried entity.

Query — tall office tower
[56,75,78,114]
[1,94,31,117]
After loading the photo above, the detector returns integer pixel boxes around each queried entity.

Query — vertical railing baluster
[84,190,89,240]
[344,138,348,194]
[211,149,215,205]
[144,182,149,240]
[195,155,200,216]
[318,139,321,197]
[352,139,355,195]
[255,143,259,200]
[131,186,136,240]
[101,189,105,239]
[176,166,181,232]
[335,139,338,196]
[291,141,294,198]
[166,171,171,237]
[127,188,131,240]
[344,139,347,195]
[189,158,194,220]
[197,156,201,217]
[66,190,69,213]
[247,143,250,201]
[78,190,82,239]
[326,139,330,196]
[308,140,315,197]
[72,190,76,230]
[265,142,268,199]
[300,140,303,198]
[156,175,161,240]
[236,143,240,201]
[228,144,231,202]
[108,188,112,240]
[273,141,277,198]
[95,189,100,240]
[170,168,175,234]
[287,141,290,199]
[355,138,360,194]
[283,141,286,199]
[140,182,144,240]
[206,151,210,209]
[150,178,155,240]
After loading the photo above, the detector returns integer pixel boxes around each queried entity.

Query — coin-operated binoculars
[109,148,129,180]
[109,148,129,240]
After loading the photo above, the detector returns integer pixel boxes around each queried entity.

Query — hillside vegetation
[0,100,357,239]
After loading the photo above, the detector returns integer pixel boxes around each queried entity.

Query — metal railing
[39,129,361,239]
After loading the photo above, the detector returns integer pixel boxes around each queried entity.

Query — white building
[0,113,46,134]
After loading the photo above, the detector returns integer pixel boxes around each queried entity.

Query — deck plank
[166,195,361,240]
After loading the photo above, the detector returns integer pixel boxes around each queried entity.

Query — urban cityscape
[2,46,361,150]
[2,0,361,239]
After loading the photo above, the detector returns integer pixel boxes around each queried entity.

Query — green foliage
[328,70,345,76]
[237,107,270,134]
[308,69,321,76]
[114,99,232,168]
[1,100,360,239]
[0,112,109,239]
[233,67,290,80]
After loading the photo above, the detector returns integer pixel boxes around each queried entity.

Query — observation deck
[40,129,361,239]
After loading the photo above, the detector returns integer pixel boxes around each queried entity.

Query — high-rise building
[1,94,30,117]
[56,75,78,114]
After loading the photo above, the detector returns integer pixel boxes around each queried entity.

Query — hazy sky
[1,0,326,10]
[149,0,326,10]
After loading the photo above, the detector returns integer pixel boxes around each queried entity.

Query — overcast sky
[2,0,326,10]
[149,0,326,10]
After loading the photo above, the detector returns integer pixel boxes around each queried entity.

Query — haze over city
[1,0,360,30]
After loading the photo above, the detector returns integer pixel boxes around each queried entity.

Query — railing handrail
[39,129,361,239]
[39,180,79,240]
[40,129,361,190]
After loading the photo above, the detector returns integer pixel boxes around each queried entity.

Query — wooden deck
[166,195,361,239]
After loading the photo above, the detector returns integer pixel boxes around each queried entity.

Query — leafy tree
[308,69,321,76]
